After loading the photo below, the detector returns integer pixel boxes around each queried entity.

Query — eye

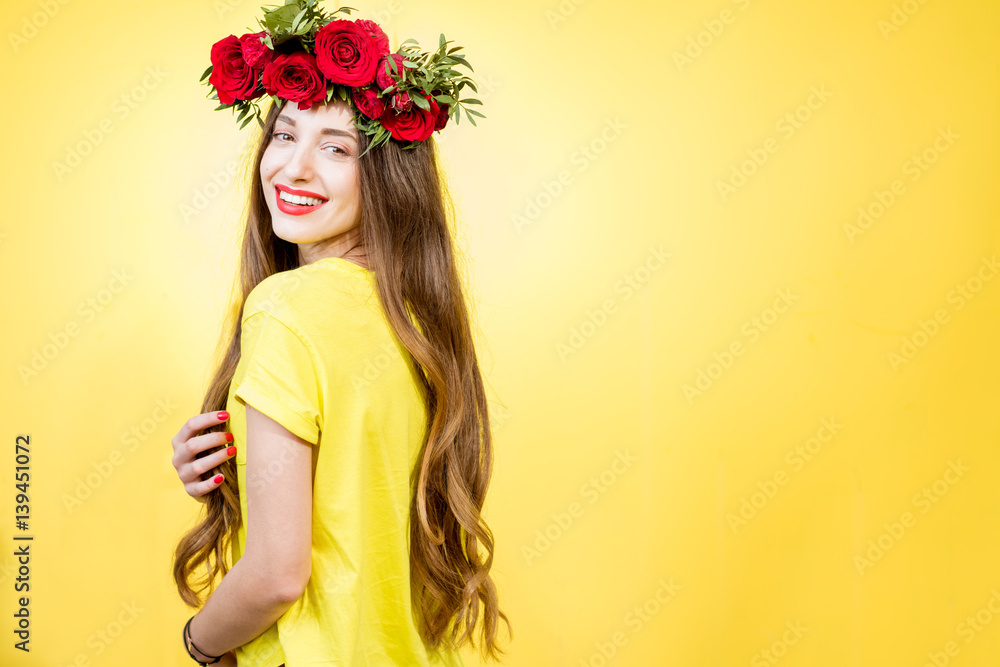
[271,131,348,155]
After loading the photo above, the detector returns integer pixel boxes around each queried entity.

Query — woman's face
[260,99,362,258]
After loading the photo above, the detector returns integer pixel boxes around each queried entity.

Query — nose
[282,140,314,182]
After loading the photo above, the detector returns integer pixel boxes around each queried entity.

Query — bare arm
[185,404,314,657]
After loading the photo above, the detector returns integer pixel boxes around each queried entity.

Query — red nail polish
[217,411,229,421]
[227,446,236,456]
[225,433,234,443]
[213,474,224,484]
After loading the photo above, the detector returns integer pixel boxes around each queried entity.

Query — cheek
[345,170,361,204]
[260,149,279,181]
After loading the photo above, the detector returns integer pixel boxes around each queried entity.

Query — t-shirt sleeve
[234,310,322,445]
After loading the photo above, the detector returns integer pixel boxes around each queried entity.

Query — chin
[270,217,316,244]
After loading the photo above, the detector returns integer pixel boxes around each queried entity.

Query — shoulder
[242,261,378,334]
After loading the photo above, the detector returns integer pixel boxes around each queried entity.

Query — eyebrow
[276,115,357,143]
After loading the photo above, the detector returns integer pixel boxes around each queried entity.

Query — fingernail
[225,433,234,443]
[213,474,224,484]
[227,446,236,457]
[217,411,229,421]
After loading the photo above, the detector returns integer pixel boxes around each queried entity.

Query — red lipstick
[274,183,328,216]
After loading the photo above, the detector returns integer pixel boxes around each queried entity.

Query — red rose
[434,101,449,130]
[355,19,390,56]
[351,86,385,119]
[390,90,412,113]
[375,53,410,93]
[314,19,380,87]
[208,34,261,105]
[261,52,328,110]
[380,94,438,142]
[239,31,274,72]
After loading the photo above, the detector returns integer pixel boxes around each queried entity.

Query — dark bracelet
[183,615,225,665]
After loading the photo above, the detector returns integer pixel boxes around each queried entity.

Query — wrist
[184,614,225,665]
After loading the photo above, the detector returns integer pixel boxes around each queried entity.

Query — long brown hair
[172,98,510,661]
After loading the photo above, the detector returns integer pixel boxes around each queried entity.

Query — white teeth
[278,190,324,206]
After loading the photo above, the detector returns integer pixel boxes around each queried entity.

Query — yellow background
[1,0,998,665]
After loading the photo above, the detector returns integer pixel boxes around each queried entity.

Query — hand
[171,411,237,502]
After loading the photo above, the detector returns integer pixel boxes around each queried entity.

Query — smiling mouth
[279,191,325,206]
[275,186,328,215]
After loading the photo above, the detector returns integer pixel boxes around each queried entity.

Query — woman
[169,79,509,665]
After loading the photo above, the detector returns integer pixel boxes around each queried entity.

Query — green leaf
[291,6,308,31]
[459,98,482,105]
[434,95,456,104]
[240,113,254,129]
[412,94,430,111]
[214,103,228,111]
[467,109,485,118]
[337,85,347,101]
[200,65,213,82]
[270,4,300,30]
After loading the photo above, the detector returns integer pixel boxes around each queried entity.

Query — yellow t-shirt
[225,256,466,667]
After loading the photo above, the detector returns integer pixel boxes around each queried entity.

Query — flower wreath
[200,0,484,157]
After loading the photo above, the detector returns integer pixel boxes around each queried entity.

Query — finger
[183,442,237,481]
[174,411,230,449]
[171,429,231,473]
[186,472,227,499]
[185,430,235,462]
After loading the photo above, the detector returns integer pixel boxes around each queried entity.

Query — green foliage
[256,0,356,53]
